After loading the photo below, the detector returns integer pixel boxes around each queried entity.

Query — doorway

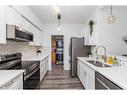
[51,35,64,70]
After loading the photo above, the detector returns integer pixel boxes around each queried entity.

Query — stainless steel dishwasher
[95,71,122,90]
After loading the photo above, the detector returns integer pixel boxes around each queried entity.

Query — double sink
[87,60,111,67]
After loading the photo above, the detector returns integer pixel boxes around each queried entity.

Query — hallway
[37,64,84,89]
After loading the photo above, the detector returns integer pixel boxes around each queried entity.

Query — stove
[0,53,40,89]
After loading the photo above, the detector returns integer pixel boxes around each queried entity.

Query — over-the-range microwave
[6,24,33,42]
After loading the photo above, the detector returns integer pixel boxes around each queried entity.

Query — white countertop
[22,53,49,61]
[77,57,127,89]
[0,70,25,88]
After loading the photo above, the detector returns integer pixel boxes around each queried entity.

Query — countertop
[0,70,25,88]
[77,57,127,89]
[22,53,49,61]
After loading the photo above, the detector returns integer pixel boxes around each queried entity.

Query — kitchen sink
[87,60,111,67]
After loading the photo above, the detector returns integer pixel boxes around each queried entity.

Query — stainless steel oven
[23,67,40,89]
[0,53,40,89]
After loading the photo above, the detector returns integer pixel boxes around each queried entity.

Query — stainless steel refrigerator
[69,37,91,77]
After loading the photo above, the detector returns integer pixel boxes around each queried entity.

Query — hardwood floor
[37,64,84,89]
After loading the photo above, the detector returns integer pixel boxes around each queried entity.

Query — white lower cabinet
[40,57,49,81]
[0,74,23,89]
[77,60,95,89]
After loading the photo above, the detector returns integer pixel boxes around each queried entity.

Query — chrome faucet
[95,45,107,62]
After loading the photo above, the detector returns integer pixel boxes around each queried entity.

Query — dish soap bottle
[107,56,113,64]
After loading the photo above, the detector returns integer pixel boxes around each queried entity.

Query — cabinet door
[20,16,31,32]
[36,29,41,46]
[40,60,45,81]
[0,74,23,89]
[0,6,6,44]
[6,7,21,27]
[86,65,95,89]
[80,64,87,88]
[38,30,43,46]
[40,57,48,81]
[45,57,48,72]
[78,60,95,89]
[29,26,43,46]
[84,25,89,45]
[84,25,96,45]
[29,25,37,45]
[8,74,23,89]
[77,60,87,88]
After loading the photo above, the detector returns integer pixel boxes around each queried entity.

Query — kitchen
[0,5,127,90]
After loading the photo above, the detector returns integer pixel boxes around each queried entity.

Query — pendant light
[52,6,62,31]
[57,13,62,31]
[53,5,60,16]
[107,6,116,24]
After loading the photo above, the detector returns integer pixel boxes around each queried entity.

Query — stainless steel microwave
[6,24,33,42]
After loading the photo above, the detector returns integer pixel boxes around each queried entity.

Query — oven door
[23,68,40,89]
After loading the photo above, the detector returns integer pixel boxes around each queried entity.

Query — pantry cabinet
[0,6,6,44]
[77,60,95,89]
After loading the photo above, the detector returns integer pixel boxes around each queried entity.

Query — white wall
[91,7,127,55]
[43,23,84,70]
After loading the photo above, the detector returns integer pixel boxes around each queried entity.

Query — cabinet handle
[5,81,14,88]
[97,78,110,89]
[84,70,87,77]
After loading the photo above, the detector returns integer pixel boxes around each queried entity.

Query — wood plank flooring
[37,64,84,89]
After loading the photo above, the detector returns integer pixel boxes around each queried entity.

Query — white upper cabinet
[84,24,96,45]
[7,7,32,33]
[0,6,6,44]
[13,6,44,31]
[6,7,21,27]
[0,6,44,45]
[6,6,44,46]
[29,25,43,46]
[84,11,97,46]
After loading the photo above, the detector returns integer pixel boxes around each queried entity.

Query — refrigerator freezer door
[70,37,91,77]
[70,61,77,77]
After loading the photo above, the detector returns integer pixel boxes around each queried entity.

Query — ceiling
[30,6,98,23]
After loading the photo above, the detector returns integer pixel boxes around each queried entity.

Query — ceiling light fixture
[107,5,116,24]
[53,5,60,16]
[57,14,62,31]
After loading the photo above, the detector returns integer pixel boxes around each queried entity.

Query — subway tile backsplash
[0,40,41,57]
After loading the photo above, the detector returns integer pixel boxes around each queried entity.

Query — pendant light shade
[107,6,116,24]
[53,6,60,16]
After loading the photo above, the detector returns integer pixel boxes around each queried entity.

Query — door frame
[51,35,64,69]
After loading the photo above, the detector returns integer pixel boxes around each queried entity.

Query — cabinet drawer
[0,74,23,89]
[95,71,122,90]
